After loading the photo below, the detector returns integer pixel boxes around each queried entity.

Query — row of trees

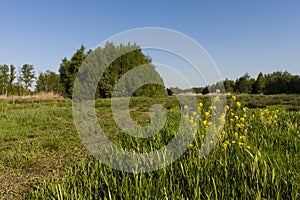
[168,71,300,95]
[35,70,62,93]
[213,71,300,94]
[0,64,36,96]
[1,43,299,97]
[0,43,167,98]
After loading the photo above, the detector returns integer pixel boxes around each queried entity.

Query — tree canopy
[195,71,300,95]
[60,43,167,98]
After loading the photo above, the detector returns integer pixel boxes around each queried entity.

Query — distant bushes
[170,71,300,96]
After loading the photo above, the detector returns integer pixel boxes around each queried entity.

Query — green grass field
[0,95,299,199]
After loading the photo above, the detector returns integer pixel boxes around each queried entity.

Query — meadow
[0,95,299,199]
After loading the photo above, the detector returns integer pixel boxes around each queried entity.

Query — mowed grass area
[0,99,87,199]
[0,95,299,199]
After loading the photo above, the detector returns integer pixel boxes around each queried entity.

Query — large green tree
[235,73,255,94]
[59,45,88,97]
[97,43,166,98]
[8,65,16,95]
[253,72,265,94]
[21,64,35,92]
[224,79,235,94]
[62,43,166,98]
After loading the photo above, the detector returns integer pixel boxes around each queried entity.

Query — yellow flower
[189,144,194,148]
[192,111,197,116]
[236,102,241,108]
[225,105,230,110]
[198,102,203,110]
[216,89,220,94]
[239,135,246,140]
[205,111,210,117]
[223,143,228,150]
[234,132,239,138]
[201,134,205,139]
[209,105,217,110]
[259,112,264,119]
[232,140,236,144]
[240,117,245,122]
[243,107,248,112]
[235,115,239,120]
[232,95,236,101]
[184,105,188,110]
[213,96,220,102]
[221,131,226,136]
[202,120,208,126]
[246,145,251,149]
[184,114,189,120]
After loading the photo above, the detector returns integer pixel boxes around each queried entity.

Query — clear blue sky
[1,1,299,88]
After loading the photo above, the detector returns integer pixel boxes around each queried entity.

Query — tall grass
[27,96,300,199]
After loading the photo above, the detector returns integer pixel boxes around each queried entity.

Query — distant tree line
[2,43,299,97]
[168,71,300,95]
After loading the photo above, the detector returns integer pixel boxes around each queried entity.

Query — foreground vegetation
[0,95,299,199]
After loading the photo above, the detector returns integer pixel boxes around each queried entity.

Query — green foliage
[290,75,300,93]
[193,71,300,95]
[224,78,235,93]
[264,71,295,94]
[192,87,203,94]
[202,86,209,95]
[70,43,167,99]
[235,73,255,94]
[0,96,299,199]
[23,96,300,199]
[253,72,265,94]
[0,64,9,96]
[168,87,184,94]
[166,88,174,96]
[0,99,85,199]
[97,43,165,98]
[36,70,63,93]
[59,45,88,97]
[21,64,36,92]
[8,65,16,95]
